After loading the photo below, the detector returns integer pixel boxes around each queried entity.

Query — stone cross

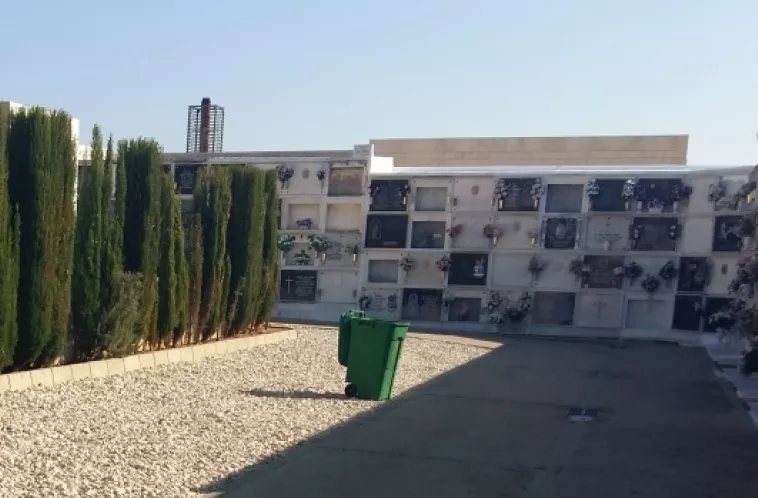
[592,299,608,319]
[284,277,294,293]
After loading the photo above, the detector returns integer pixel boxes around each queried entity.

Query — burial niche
[415,187,448,211]
[545,184,583,213]
[544,217,578,249]
[630,217,678,251]
[583,255,624,289]
[369,180,409,212]
[447,298,483,322]
[448,253,489,286]
[712,216,742,252]
[279,270,318,302]
[364,215,408,249]
[401,289,443,321]
[367,260,399,283]
[589,179,626,212]
[327,167,363,196]
[677,257,709,292]
[175,164,201,195]
[532,292,575,326]
[671,295,704,331]
[410,221,446,249]
[497,178,539,212]
[636,178,678,211]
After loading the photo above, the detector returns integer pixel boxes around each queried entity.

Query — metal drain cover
[566,407,601,422]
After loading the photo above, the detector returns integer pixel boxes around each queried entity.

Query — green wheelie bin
[343,317,409,401]
[338,310,365,367]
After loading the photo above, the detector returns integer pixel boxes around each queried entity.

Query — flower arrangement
[504,292,532,324]
[568,257,585,280]
[316,167,327,189]
[277,235,296,254]
[368,181,381,199]
[739,180,756,199]
[358,295,371,310]
[667,223,681,240]
[527,228,540,246]
[276,164,294,188]
[400,183,411,205]
[527,256,546,280]
[671,181,692,210]
[728,255,758,297]
[446,224,463,238]
[640,274,661,294]
[436,255,451,272]
[628,224,643,249]
[442,293,455,309]
[349,244,359,263]
[296,218,313,230]
[586,179,600,202]
[493,179,508,208]
[489,311,505,325]
[486,292,503,314]
[612,266,625,286]
[738,210,757,238]
[307,234,331,261]
[709,310,736,331]
[530,179,545,208]
[293,249,312,266]
[647,198,665,212]
[399,256,414,272]
[658,260,678,284]
[482,224,501,245]
[623,260,643,283]
[708,180,726,205]
[621,179,637,209]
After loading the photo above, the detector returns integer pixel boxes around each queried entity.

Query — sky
[1,0,757,165]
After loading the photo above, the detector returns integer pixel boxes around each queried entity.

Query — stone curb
[0,329,297,393]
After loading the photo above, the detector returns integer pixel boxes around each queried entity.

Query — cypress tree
[255,169,280,327]
[195,168,232,340]
[157,175,177,344]
[122,139,162,344]
[173,196,189,346]
[9,108,76,368]
[0,105,19,371]
[226,168,256,334]
[186,213,204,343]
[71,125,105,359]
[113,140,127,268]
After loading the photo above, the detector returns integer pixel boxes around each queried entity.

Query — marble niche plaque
[447,298,482,322]
[175,164,201,195]
[369,180,409,212]
[498,179,539,212]
[589,179,626,212]
[279,270,317,302]
[703,297,732,333]
[367,260,399,283]
[328,167,363,196]
[364,290,400,314]
[401,288,443,321]
[575,294,623,328]
[544,217,578,249]
[583,255,624,289]
[532,292,575,326]
[545,184,583,213]
[636,178,678,211]
[672,295,704,331]
[321,235,360,266]
[410,221,446,249]
[631,217,678,251]
[677,257,709,292]
[712,216,741,252]
[364,215,408,249]
[626,299,668,330]
[415,187,448,211]
[448,253,489,286]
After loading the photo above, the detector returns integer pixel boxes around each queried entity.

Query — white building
[163,137,757,345]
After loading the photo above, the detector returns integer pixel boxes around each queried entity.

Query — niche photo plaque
[410,221,446,249]
[401,289,443,321]
[175,164,201,195]
[544,218,578,249]
[631,217,678,252]
[712,216,742,252]
[369,180,409,212]
[498,178,539,212]
[678,257,709,292]
[583,255,624,289]
[447,298,482,322]
[672,295,703,331]
[590,179,626,212]
[364,215,408,249]
[448,253,489,286]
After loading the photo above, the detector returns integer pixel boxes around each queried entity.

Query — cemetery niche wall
[267,161,755,340]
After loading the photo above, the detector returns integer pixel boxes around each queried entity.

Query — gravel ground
[0,327,487,497]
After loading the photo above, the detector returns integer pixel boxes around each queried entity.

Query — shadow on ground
[200,337,758,498]
[240,389,346,400]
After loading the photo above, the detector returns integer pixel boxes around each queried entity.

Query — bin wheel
[345,383,358,398]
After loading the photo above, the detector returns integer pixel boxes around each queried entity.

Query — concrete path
[204,337,758,498]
